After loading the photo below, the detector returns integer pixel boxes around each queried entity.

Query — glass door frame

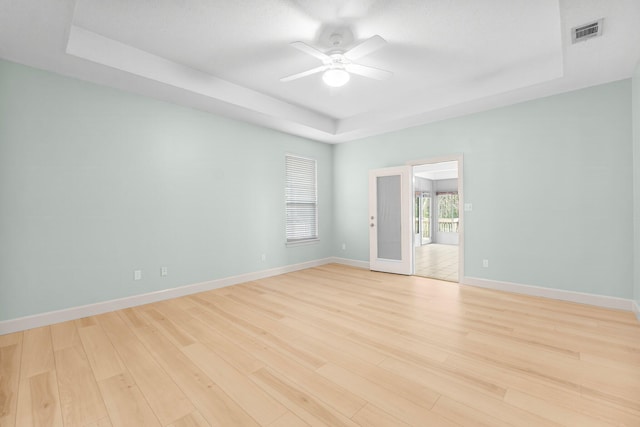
[420,191,432,245]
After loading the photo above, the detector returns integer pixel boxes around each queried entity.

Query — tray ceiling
[1,0,639,142]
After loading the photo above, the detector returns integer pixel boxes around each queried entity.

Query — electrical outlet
[134,270,142,280]
[261,253,266,262]
[482,259,489,268]
[161,266,168,277]
[342,243,346,251]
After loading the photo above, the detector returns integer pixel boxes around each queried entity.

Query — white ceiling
[1,0,639,143]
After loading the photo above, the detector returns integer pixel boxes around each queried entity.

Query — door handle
[370,223,375,227]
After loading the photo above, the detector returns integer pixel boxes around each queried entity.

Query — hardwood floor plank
[74,317,97,329]
[0,341,21,427]
[139,308,195,348]
[351,403,412,427]
[181,342,287,425]
[503,389,615,427]
[54,344,108,426]
[277,316,388,365]
[84,417,113,427]
[249,367,360,427]
[225,292,284,320]
[14,327,65,427]
[119,308,148,329]
[97,312,194,425]
[431,395,512,427]
[179,306,367,419]
[443,352,640,425]
[166,411,211,427]
[379,356,563,427]
[316,363,447,427]
[0,332,21,348]
[191,295,325,370]
[20,327,55,378]
[227,290,390,364]
[263,355,366,418]
[579,361,640,410]
[78,325,124,381]
[460,331,582,391]
[98,372,161,427]
[50,321,81,351]
[255,282,452,370]
[28,370,63,427]
[288,333,440,411]
[129,323,260,427]
[151,304,263,375]
[231,330,367,418]
[268,412,310,427]
[14,380,34,427]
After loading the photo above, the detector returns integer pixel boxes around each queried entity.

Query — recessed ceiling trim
[0,0,633,144]
[66,25,337,135]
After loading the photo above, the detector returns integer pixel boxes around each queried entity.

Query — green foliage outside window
[437,192,459,233]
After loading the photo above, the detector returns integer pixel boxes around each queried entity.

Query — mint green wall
[633,62,640,308]
[0,58,636,323]
[0,59,333,321]
[334,80,634,298]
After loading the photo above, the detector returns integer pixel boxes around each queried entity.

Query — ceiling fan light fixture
[322,68,350,87]
[282,35,391,86]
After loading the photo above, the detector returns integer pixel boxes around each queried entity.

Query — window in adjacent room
[437,192,459,233]
[285,154,318,244]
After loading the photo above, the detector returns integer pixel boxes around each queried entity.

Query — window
[437,192,459,233]
[285,154,318,244]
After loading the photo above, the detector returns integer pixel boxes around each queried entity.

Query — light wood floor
[1,264,639,427]
[414,243,459,282]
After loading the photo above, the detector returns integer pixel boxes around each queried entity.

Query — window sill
[286,238,320,247]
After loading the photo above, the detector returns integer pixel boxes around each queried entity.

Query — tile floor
[414,243,458,282]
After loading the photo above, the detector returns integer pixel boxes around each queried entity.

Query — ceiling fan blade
[344,35,387,60]
[280,65,328,82]
[345,63,393,80]
[290,41,331,62]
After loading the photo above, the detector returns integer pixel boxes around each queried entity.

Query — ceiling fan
[280,34,393,87]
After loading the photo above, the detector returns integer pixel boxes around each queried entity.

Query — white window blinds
[285,154,318,243]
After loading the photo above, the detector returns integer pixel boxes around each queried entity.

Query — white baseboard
[4,259,636,335]
[633,300,640,321]
[0,257,334,335]
[462,276,635,312]
[328,257,370,270]
[330,258,635,314]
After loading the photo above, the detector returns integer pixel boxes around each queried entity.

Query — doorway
[411,158,463,282]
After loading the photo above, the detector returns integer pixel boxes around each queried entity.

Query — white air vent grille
[572,19,603,43]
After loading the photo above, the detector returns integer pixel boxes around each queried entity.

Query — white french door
[369,166,413,275]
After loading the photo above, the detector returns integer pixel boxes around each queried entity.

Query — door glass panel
[376,175,401,260]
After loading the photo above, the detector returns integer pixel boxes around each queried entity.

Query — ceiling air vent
[571,19,603,44]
